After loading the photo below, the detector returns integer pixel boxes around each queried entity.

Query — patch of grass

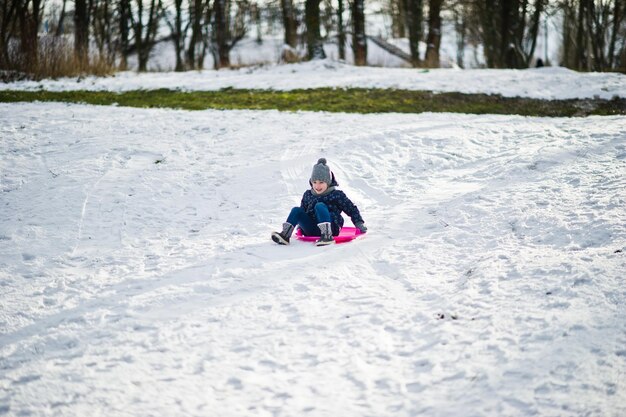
[0,88,624,117]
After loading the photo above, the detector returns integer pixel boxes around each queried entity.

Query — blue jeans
[286,203,337,236]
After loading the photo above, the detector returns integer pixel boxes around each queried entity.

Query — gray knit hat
[310,158,332,185]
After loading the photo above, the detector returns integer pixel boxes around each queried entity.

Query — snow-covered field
[1,99,625,416]
[2,59,626,101]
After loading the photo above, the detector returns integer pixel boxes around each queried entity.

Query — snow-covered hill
[1,102,625,416]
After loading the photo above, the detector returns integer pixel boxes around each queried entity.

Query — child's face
[312,180,328,194]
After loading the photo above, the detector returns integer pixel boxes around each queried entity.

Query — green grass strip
[0,88,624,117]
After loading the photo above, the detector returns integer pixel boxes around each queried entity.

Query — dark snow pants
[286,203,338,236]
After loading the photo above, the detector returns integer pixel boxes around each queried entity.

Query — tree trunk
[607,0,622,69]
[105,0,115,64]
[482,0,498,67]
[135,0,146,71]
[587,0,607,71]
[56,0,67,36]
[402,0,422,67]
[585,0,596,70]
[118,0,130,70]
[176,0,185,71]
[133,0,160,72]
[213,0,230,68]
[146,0,161,67]
[501,0,514,68]
[390,0,405,38]
[561,0,575,68]
[186,0,203,69]
[452,3,465,68]
[253,3,262,43]
[1,0,19,67]
[523,0,543,67]
[337,0,345,60]
[305,0,325,59]
[104,0,111,60]
[351,0,366,65]
[424,0,442,67]
[18,0,42,71]
[92,0,114,64]
[281,0,297,48]
[575,0,587,70]
[479,0,545,69]
[164,0,186,71]
[75,0,89,68]
[32,0,42,67]
[198,0,212,69]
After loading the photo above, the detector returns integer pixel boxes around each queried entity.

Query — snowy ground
[1,101,625,416]
[2,59,625,101]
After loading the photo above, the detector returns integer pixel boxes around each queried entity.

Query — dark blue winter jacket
[300,188,364,235]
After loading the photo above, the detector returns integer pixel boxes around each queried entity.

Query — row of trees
[0,0,624,77]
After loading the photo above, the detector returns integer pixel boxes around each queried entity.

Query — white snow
[2,59,625,100]
[141,36,414,71]
[1,100,625,416]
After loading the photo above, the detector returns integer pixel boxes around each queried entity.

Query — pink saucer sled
[295,226,363,244]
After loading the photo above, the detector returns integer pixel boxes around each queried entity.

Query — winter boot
[315,222,335,246]
[271,222,294,245]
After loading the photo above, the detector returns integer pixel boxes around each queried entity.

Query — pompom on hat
[310,158,338,186]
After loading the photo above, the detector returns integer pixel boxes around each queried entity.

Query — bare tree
[130,0,161,72]
[213,0,228,67]
[252,1,261,43]
[606,0,622,69]
[118,0,130,69]
[92,0,117,66]
[387,0,406,38]
[212,0,247,69]
[187,0,210,69]
[560,0,625,71]
[75,0,89,68]
[560,0,576,66]
[478,0,545,68]
[196,0,213,67]
[280,0,297,48]
[424,0,442,67]
[450,0,466,67]
[352,0,366,65]
[337,0,345,59]
[524,0,545,67]
[163,0,189,71]
[0,0,19,67]
[574,0,587,68]
[19,0,43,69]
[403,0,423,66]
[305,0,325,59]
[321,0,333,38]
[55,0,67,36]
[586,0,622,71]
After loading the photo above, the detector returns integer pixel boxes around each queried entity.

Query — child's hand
[355,221,367,233]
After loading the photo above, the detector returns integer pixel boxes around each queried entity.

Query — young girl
[272,158,367,246]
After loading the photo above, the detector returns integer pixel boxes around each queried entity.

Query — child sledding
[272,158,367,246]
